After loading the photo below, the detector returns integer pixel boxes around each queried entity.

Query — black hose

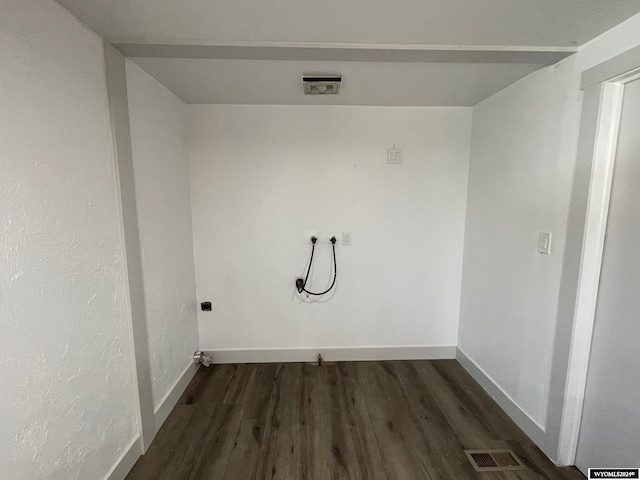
[297,237,337,296]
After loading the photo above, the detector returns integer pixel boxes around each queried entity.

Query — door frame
[557,48,640,465]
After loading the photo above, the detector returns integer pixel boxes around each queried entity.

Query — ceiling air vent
[464,449,527,472]
[302,74,342,95]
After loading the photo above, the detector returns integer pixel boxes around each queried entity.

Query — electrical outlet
[342,231,352,245]
[387,147,403,164]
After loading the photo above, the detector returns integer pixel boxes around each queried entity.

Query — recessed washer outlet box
[302,74,342,95]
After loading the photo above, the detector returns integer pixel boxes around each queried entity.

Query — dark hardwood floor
[126,360,585,480]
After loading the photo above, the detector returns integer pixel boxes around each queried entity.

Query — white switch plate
[538,232,552,254]
[342,231,352,245]
[387,147,403,164]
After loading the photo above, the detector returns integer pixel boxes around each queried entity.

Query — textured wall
[189,106,471,352]
[125,60,199,409]
[0,0,139,478]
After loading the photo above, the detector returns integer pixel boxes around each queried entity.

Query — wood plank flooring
[126,360,585,480]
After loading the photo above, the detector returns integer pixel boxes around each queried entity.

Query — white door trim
[557,65,640,465]
[557,81,623,465]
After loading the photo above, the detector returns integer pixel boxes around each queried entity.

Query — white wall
[0,0,139,478]
[459,64,575,429]
[188,106,471,357]
[125,60,199,409]
[458,12,640,460]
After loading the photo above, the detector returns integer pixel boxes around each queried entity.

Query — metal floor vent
[464,449,526,472]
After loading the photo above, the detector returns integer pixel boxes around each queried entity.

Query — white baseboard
[104,435,142,480]
[153,361,200,433]
[104,362,199,480]
[456,347,549,450]
[202,345,456,364]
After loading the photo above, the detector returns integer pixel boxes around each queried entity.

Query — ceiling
[57,0,640,47]
[131,58,543,106]
[56,0,640,106]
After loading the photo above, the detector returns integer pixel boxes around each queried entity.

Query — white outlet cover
[537,232,552,254]
[387,147,403,164]
[342,231,352,245]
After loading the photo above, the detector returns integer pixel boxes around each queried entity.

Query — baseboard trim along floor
[154,361,200,433]
[202,345,457,364]
[105,435,142,480]
[456,347,550,456]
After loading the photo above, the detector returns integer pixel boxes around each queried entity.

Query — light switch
[538,232,552,254]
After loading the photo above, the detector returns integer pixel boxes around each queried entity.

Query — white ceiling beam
[113,43,576,64]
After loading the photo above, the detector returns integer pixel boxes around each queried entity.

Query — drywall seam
[153,361,200,433]
[202,345,456,363]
